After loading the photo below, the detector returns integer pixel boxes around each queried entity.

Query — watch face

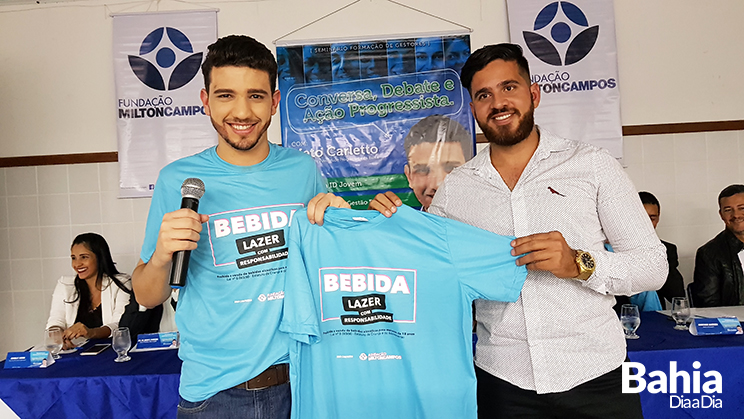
[581,253,595,269]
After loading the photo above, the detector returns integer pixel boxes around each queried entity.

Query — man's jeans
[177,382,290,419]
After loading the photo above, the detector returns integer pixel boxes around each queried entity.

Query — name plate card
[4,351,54,369]
[690,317,743,336]
[136,332,180,350]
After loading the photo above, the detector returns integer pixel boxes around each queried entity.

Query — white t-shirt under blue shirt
[281,205,527,419]
[140,143,327,402]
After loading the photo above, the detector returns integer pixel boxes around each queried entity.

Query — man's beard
[478,102,535,147]
[211,117,271,152]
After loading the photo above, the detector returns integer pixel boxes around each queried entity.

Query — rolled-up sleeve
[582,151,668,296]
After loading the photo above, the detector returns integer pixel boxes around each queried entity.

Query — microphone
[169,178,206,289]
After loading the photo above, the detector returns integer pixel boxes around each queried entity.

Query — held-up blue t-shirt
[140,144,326,402]
[280,206,527,419]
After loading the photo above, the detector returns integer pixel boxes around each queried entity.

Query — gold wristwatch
[573,250,596,280]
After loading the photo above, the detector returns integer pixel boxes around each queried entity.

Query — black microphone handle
[169,196,200,288]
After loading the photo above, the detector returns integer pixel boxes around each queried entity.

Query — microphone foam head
[181,178,205,199]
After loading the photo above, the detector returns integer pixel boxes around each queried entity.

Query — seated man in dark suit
[639,191,685,308]
[119,290,177,341]
[691,184,744,307]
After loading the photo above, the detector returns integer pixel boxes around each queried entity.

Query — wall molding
[475,119,744,143]
[1,120,741,167]
[621,120,744,136]
[0,152,118,168]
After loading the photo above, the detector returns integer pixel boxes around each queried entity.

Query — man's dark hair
[718,184,744,206]
[403,115,472,159]
[460,43,531,93]
[638,191,660,210]
[201,35,278,92]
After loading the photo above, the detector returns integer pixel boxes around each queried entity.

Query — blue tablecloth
[3,315,743,419]
[0,341,181,419]
[627,311,744,419]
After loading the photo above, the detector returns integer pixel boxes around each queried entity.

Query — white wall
[614,1,744,125]
[624,131,744,283]
[0,0,742,157]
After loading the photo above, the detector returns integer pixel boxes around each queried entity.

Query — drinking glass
[620,304,641,339]
[671,297,691,330]
[44,328,63,359]
[112,327,132,362]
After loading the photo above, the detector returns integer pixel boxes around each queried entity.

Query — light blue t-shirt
[281,206,527,419]
[140,144,327,402]
[630,290,663,311]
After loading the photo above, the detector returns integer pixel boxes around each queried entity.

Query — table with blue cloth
[627,310,744,419]
[0,341,181,419]
[3,313,744,419]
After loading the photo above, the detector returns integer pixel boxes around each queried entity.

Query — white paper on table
[692,306,744,319]
[31,337,88,354]
[658,306,744,320]
[0,398,21,419]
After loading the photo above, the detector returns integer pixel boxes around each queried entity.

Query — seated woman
[46,233,132,349]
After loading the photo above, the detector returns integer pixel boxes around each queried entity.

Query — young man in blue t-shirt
[132,35,347,419]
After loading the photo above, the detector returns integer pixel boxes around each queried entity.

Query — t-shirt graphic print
[281,205,527,419]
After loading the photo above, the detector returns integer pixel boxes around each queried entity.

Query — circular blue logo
[128,27,204,91]
[522,1,599,66]
[156,48,177,68]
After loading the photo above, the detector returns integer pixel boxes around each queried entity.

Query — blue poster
[278,35,474,210]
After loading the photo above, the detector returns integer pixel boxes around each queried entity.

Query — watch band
[574,250,596,281]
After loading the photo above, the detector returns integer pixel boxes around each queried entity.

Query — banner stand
[274,0,472,46]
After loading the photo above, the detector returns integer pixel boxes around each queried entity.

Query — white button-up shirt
[429,129,667,394]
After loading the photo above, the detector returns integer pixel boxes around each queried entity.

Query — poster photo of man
[278,34,473,209]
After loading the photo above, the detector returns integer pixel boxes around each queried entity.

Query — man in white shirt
[372,43,667,418]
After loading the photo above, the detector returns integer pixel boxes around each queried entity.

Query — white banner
[507,0,622,158]
[113,11,217,197]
